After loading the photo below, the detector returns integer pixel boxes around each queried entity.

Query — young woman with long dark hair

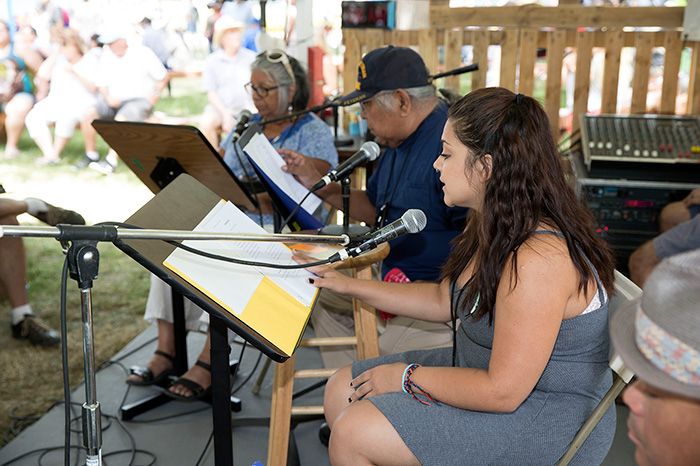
[297,87,617,465]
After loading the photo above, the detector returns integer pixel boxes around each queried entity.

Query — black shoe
[72,154,98,170]
[12,315,60,347]
[319,422,330,447]
[89,159,116,175]
[24,198,85,226]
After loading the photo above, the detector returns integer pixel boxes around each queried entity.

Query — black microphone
[329,209,427,262]
[232,109,253,141]
[311,141,380,191]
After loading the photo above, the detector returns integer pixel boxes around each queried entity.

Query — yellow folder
[163,200,320,357]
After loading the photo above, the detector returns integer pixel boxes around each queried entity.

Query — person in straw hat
[199,15,255,146]
[611,248,700,466]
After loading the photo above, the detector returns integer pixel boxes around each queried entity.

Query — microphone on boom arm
[328,209,427,263]
[232,109,253,141]
[311,141,380,191]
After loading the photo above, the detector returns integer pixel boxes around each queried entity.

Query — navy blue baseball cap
[335,46,431,107]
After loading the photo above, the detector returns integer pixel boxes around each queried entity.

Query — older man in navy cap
[283,46,468,369]
[610,249,700,466]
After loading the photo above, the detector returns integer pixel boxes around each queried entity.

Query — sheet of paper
[163,200,317,315]
[243,132,323,214]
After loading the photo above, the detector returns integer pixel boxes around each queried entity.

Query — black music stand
[91,120,265,419]
[113,174,298,466]
[92,120,258,212]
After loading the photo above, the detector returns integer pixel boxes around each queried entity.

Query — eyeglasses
[245,82,279,98]
[260,49,295,83]
[359,91,391,111]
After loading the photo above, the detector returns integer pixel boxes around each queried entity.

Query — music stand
[91,120,264,419]
[91,120,258,213]
[114,174,305,466]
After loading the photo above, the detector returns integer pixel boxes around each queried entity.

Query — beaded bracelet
[402,363,440,406]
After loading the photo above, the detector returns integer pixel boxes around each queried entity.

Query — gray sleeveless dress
[352,234,616,465]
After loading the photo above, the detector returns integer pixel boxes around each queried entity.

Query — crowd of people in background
[0,0,316,173]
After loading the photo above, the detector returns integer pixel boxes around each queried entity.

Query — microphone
[329,209,427,262]
[311,141,380,191]
[232,109,253,141]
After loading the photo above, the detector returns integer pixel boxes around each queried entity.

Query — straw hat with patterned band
[334,46,432,107]
[213,16,245,48]
[610,248,700,400]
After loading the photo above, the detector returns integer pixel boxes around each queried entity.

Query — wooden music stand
[113,174,304,466]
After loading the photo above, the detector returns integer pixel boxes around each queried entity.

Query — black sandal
[164,360,212,402]
[127,349,175,386]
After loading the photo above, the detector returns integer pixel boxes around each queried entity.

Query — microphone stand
[0,224,348,466]
[318,175,370,237]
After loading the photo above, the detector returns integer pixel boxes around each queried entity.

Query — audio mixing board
[581,114,700,166]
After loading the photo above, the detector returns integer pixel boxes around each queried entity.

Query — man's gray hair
[374,84,436,111]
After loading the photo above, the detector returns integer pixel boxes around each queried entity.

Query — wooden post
[518,28,538,96]
[601,28,623,114]
[572,30,594,135]
[630,31,653,114]
[689,42,700,115]
[660,30,682,114]
[500,28,519,92]
[545,30,565,139]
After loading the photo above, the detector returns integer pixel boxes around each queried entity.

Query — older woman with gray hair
[125,49,338,401]
[219,48,338,226]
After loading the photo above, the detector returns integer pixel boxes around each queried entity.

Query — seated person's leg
[629,240,659,288]
[127,275,205,385]
[0,213,60,346]
[324,365,421,466]
[380,316,453,356]
[76,97,117,169]
[51,113,82,161]
[659,201,690,233]
[0,197,84,226]
[311,281,358,368]
[25,102,60,164]
[630,210,700,287]
[199,104,224,147]
[3,92,35,158]
[89,98,154,175]
[166,331,213,400]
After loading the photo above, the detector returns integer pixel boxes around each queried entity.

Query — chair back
[556,270,640,465]
[609,270,640,384]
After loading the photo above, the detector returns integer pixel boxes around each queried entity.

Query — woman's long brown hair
[441,87,615,323]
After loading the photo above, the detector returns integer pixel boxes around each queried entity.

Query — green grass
[0,77,207,448]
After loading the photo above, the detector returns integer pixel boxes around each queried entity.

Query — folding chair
[556,270,639,466]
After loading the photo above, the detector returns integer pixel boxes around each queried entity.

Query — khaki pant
[310,267,454,368]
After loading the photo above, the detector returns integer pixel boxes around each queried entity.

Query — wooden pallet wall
[341,5,699,138]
